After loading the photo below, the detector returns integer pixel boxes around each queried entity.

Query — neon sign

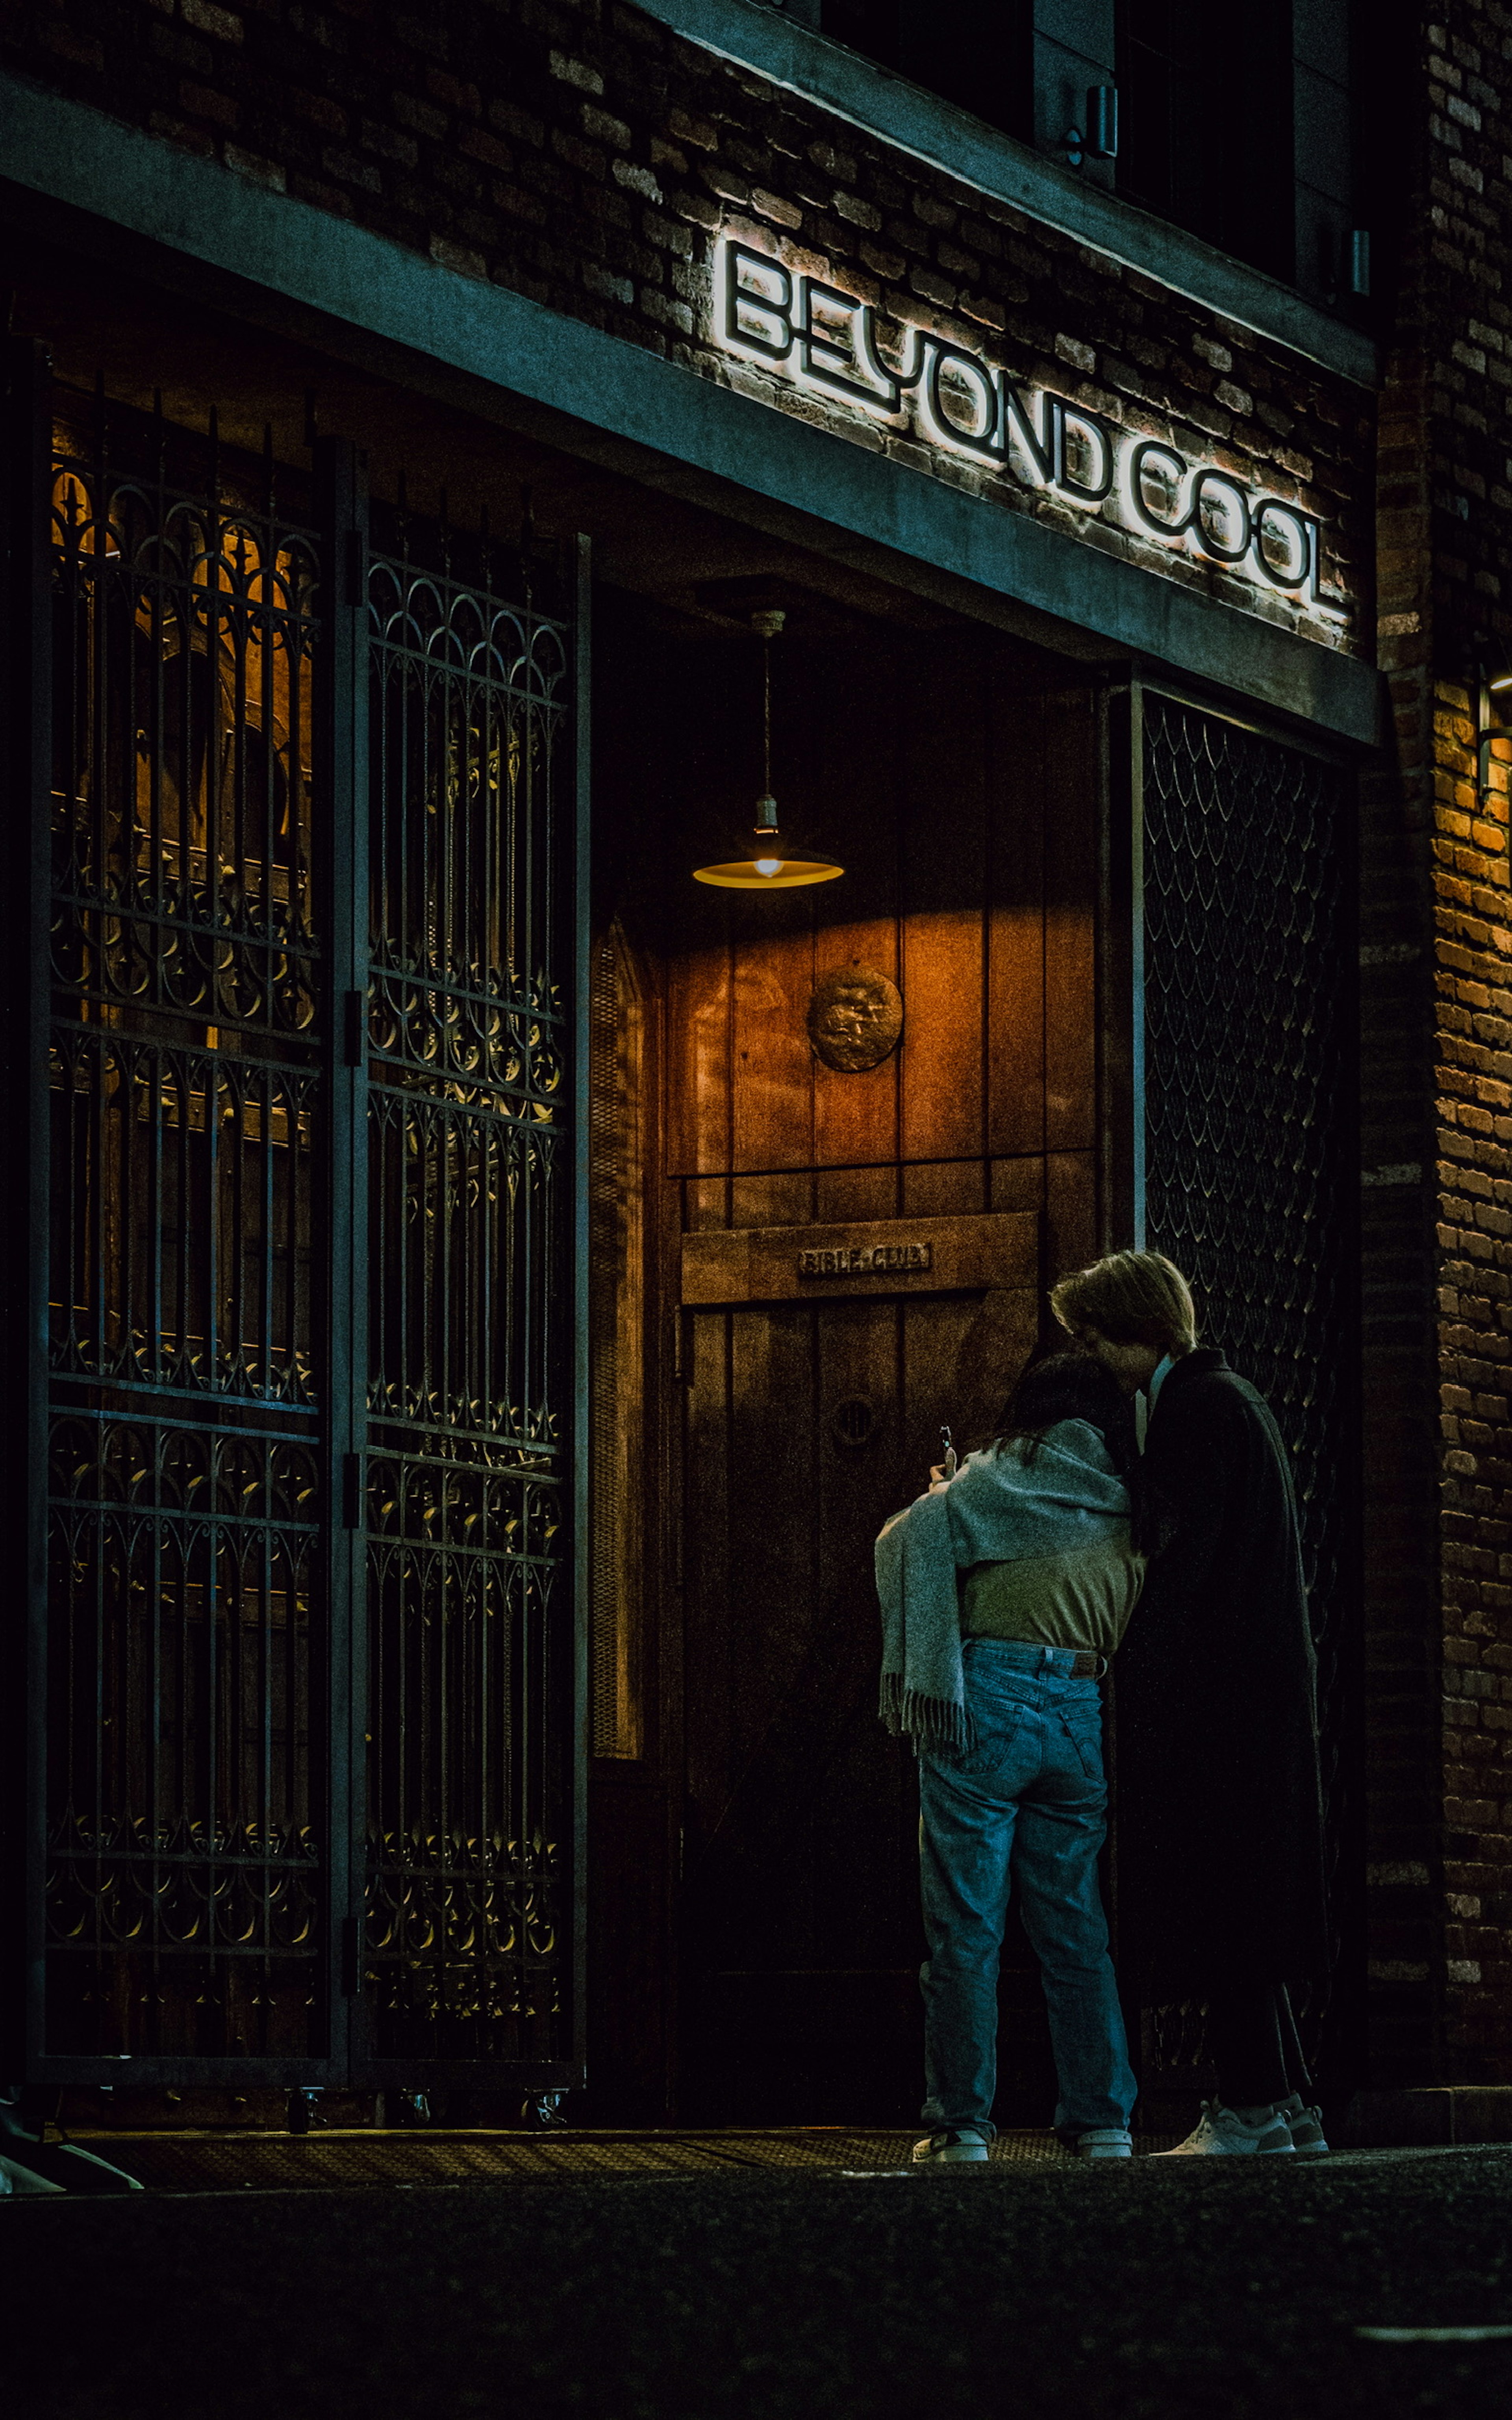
[715,237,1346,623]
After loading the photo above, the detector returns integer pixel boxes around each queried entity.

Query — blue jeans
[917,1640,1137,2137]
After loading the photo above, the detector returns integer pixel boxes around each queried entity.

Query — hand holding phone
[939,1424,957,1479]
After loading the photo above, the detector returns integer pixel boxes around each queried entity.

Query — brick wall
[2,0,1372,653]
[1365,1,1512,2088]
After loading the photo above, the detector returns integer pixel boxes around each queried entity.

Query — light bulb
[754,857,782,877]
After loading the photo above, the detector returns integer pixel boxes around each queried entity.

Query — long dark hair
[994,1351,1139,1483]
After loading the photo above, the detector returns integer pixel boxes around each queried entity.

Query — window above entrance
[775,1,1366,315]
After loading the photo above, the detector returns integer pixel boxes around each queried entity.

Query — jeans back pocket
[946,1680,1034,1781]
[1058,1702,1106,1784]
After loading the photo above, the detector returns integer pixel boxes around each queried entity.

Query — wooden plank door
[678,1237,1040,2120]
[589,595,1104,2122]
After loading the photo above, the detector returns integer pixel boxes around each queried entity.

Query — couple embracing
[876,1250,1329,2165]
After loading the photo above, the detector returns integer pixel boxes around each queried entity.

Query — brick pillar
[1364,4,1512,2098]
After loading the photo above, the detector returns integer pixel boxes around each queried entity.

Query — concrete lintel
[632,0,1379,391]
[0,72,1381,746]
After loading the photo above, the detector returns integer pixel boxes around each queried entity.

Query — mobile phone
[939,1423,957,1478]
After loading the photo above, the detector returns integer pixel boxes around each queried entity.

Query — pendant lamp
[693,609,844,889]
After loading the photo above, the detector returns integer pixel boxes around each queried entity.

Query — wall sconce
[693,609,844,890]
[1477,647,1512,818]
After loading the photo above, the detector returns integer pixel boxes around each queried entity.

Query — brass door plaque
[681,1213,1036,1307]
[797,1242,931,1278]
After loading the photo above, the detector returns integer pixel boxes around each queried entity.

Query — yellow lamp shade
[693,849,844,889]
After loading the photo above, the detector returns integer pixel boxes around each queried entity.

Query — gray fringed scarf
[876,1420,1133,1752]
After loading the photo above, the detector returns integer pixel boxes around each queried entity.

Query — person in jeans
[876,1354,1145,2167]
[1050,1249,1330,2159]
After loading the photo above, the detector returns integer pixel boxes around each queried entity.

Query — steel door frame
[4,338,54,2091]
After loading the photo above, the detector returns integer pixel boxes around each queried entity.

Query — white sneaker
[0,2153,65,2194]
[912,2126,991,2167]
[1279,2092,1330,2157]
[1154,2100,1295,2157]
[1071,2128,1134,2160]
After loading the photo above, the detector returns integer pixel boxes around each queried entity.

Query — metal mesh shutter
[1141,692,1356,2046]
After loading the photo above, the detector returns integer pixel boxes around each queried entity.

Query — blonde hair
[1050,1250,1199,1356]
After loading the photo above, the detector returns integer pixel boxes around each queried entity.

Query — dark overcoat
[1115,1348,1328,1997]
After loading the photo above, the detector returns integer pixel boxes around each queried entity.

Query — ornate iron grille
[1140,692,1354,2061]
[28,388,580,2088]
[362,528,571,2061]
[45,395,325,2058]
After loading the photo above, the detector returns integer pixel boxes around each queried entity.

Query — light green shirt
[960,1532,1147,1657]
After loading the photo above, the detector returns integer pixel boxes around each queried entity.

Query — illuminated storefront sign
[716,237,1346,623]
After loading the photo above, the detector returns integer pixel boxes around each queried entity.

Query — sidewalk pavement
[5,2134,1512,2418]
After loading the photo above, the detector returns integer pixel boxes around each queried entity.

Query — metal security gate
[6,352,585,2097]
[1133,686,1360,2079]
[358,511,577,2081]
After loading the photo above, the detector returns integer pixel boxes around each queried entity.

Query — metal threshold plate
[62,2129,1180,2192]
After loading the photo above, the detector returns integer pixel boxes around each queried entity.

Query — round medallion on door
[831,1395,879,1448]
[806,964,903,1071]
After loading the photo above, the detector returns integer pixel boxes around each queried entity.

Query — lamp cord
[763,633,772,803]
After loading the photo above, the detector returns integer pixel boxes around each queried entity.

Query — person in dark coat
[1050,1249,1330,2159]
